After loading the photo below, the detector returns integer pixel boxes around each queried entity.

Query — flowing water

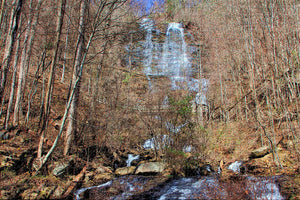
[140,19,208,151]
[75,175,284,200]
[142,20,206,95]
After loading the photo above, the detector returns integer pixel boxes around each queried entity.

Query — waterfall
[142,18,154,74]
[141,20,208,102]
[141,18,155,90]
[143,22,194,91]
[160,23,187,76]
[139,19,208,150]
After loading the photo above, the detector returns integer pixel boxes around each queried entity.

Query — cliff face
[124,19,207,105]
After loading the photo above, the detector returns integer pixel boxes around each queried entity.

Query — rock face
[135,162,166,174]
[115,166,136,176]
[249,146,271,158]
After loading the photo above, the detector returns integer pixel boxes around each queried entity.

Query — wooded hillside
[0,0,299,199]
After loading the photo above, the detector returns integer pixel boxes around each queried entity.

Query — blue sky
[130,0,165,15]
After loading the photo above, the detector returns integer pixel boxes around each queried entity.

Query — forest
[0,0,299,199]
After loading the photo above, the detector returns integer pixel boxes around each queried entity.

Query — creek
[74,174,284,200]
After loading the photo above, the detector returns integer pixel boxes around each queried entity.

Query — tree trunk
[64,0,88,156]
[5,15,21,130]
[0,0,22,104]
[0,0,7,42]
[14,0,44,125]
[61,3,71,83]
[0,0,6,30]
[38,0,66,159]
[25,49,47,124]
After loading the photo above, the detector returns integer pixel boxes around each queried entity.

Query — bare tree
[5,14,21,130]
[64,0,88,155]
[0,0,6,32]
[38,0,66,159]
[60,1,71,83]
[64,0,127,155]
[0,0,22,104]
[13,0,44,125]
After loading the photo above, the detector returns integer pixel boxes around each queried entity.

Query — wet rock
[249,146,271,158]
[115,166,136,176]
[198,164,214,176]
[135,162,166,175]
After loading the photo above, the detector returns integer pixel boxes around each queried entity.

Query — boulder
[94,172,114,182]
[246,154,273,175]
[249,146,271,158]
[95,165,113,174]
[115,166,136,176]
[52,157,76,177]
[52,162,70,177]
[135,162,166,175]
[246,149,294,175]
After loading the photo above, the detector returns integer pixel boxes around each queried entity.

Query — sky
[130,0,165,15]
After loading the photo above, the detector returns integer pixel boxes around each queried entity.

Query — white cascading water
[126,154,140,167]
[142,18,154,75]
[141,20,208,151]
[160,23,193,91]
[142,20,208,103]
[143,22,193,90]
